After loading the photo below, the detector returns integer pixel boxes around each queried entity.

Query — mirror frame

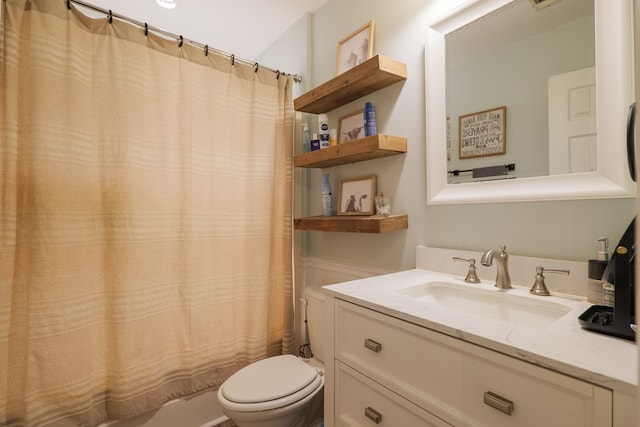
[425,0,635,204]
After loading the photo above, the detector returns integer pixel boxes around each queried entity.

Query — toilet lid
[222,355,319,404]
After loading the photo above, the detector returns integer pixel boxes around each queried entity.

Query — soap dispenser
[587,237,609,305]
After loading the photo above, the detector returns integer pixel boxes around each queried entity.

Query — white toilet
[217,287,325,427]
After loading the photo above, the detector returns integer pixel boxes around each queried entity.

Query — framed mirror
[425,0,635,204]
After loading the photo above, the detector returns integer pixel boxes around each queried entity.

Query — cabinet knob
[364,338,382,353]
[364,406,383,424]
[484,391,514,416]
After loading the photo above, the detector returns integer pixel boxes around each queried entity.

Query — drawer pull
[364,338,382,353]
[484,391,513,416]
[364,406,383,424]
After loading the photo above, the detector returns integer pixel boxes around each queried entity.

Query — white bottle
[318,114,330,149]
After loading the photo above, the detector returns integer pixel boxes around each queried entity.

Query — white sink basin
[400,281,571,327]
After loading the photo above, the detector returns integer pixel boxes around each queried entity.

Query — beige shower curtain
[0,0,294,425]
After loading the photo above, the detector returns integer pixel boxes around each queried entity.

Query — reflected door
[548,66,597,174]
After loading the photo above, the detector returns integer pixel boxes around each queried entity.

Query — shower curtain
[0,0,294,425]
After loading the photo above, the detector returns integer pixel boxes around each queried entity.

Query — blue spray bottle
[321,174,334,216]
[364,101,377,137]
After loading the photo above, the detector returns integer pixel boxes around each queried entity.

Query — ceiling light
[156,0,176,9]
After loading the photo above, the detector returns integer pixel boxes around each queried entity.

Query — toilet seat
[219,355,322,412]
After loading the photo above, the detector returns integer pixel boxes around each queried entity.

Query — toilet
[217,287,325,427]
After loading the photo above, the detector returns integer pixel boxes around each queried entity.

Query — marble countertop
[322,268,638,396]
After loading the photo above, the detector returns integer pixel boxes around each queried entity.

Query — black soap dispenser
[587,237,609,305]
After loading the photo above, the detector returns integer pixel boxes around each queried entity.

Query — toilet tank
[304,286,325,363]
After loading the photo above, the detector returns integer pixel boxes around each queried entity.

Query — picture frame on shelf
[337,109,364,144]
[336,21,375,75]
[458,106,507,159]
[338,175,376,216]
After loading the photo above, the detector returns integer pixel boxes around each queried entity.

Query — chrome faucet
[480,244,512,289]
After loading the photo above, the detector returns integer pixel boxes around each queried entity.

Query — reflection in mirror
[425,0,635,204]
[445,0,594,184]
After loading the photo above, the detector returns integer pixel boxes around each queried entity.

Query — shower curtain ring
[178,35,184,47]
[230,54,235,65]
[276,70,281,80]
[254,63,259,73]
[204,45,209,56]
[144,23,148,36]
[108,10,113,23]
[66,0,71,10]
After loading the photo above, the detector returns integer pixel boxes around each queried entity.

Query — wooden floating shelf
[294,134,407,168]
[294,214,408,233]
[294,55,407,114]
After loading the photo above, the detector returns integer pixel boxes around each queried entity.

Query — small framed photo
[338,175,377,216]
[458,106,507,159]
[338,109,364,144]
[336,21,375,75]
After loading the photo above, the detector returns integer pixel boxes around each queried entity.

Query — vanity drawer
[335,300,612,427]
[335,360,452,427]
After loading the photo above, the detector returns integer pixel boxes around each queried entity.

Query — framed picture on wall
[337,109,364,143]
[338,175,377,216]
[458,106,507,159]
[336,21,375,75]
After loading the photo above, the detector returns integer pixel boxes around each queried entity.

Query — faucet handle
[499,244,508,259]
[453,257,481,283]
[530,266,570,296]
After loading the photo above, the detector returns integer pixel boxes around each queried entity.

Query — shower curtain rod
[67,0,303,84]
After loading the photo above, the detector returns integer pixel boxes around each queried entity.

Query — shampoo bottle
[587,237,609,305]
[321,173,334,216]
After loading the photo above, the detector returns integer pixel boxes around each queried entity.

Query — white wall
[261,0,636,273]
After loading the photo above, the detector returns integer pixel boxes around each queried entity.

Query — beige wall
[260,0,635,272]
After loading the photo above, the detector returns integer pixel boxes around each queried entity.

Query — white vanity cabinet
[325,298,613,427]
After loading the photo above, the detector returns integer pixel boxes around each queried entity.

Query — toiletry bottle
[310,133,320,151]
[329,128,337,146]
[321,173,334,216]
[603,280,615,307]
[587,237,610,305]
[318,114,330,149]
[364,102,377,137]
[302,123,311,153]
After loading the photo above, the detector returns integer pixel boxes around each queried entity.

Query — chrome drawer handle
[364,338,382,353]
[364,406,382,424]
[484,391,514,416]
